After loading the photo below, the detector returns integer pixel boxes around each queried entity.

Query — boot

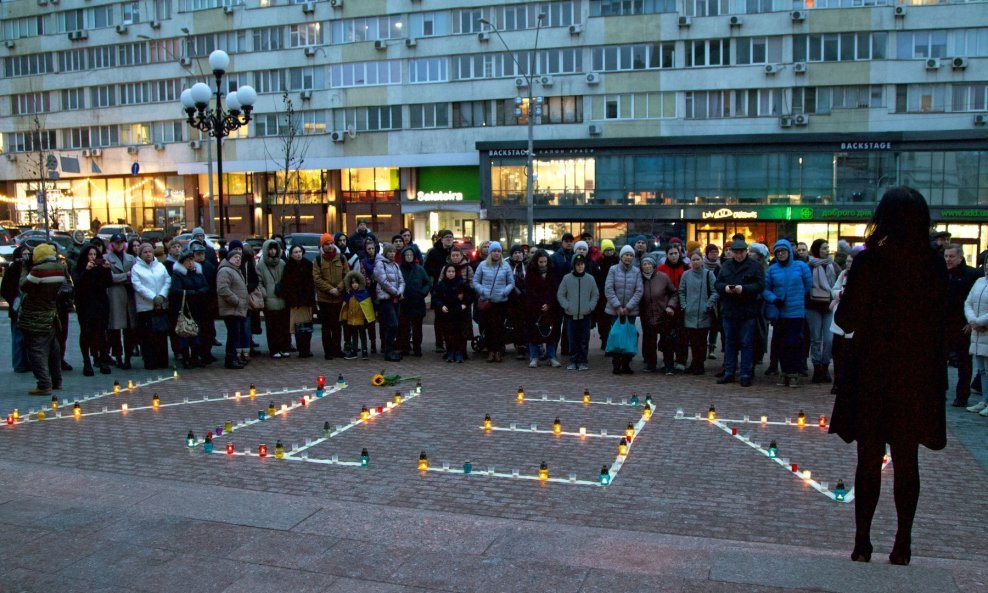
[494,351,503,363]
[788,374,800,388]
[811,363,823,383]
[370,339,378,355]
[775,374,789,387]
[764,362,779,376]
[121,356,132,370]
[83,356,95,377]
[487,351,496,363]
[297,331,313,359]
[820,366,833,383]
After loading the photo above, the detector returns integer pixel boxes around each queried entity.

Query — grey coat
[105,249,137,330]
[604,262,643,316]
[216,259,248,318]
[556,272,599,320]
[257,239,286,311]
[679,267,719,329]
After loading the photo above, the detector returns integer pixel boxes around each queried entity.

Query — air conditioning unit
[370,40,385,51]
[304,47,316,57]
[223,6,234,14]
[678,16,691,28]
[765,63,780,75]
[127,146,139,154]
[330,130,345,143]
[150,20,161,29]
[790,11,805,22]
[330,0,342,7]
[952,57,968,70]
[926,58,941,70]
[974,114,987,126]
[300,89,312,100]
[37,0,47,5]
[180,57,192,67]
[50,0,58,4]
[5,153,17,162]
[779,116,793,128]
[729,16,742,27]
[794,114,810,126]
[894,6,906,17]
[515,77,528,88]
[81,149,92,157]
[116,24,128,34]
[189,140,202,150]
[794,62,807,74]
[68,31,89,41]
[302,2,315,13]
[154,143,165,151]
[588,123,602,136]
[90,148,102,157]
[540,75,554,87]
[405,37,417,48]
[569,24,583,35]
[4,40,14,49]
[586,72,601,84]
[478,31,490,42]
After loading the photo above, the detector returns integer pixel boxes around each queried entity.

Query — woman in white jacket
[964,260,988,416]
[131,242,172,369]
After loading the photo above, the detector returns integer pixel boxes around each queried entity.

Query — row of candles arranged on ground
[693,405,827,428]
[516,387,651,407]
[6,374,347,425]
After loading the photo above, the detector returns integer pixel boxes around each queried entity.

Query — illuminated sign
[816,209,873,219]
[839,142,892,150]
[941,209,988,218]
[414,191,464,202]
[701,208,758,220]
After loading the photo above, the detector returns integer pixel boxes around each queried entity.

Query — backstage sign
[839,142,893,151]
[702,208,759,220]
[489,148,597,158]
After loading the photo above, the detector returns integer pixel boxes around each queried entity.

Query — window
[59,49,86,73]
[795,32,886,62]
[686,39,730,67]
[4,53,55,77]
[289,23,322,47]
[409,103,450,129]
[947,28,988,58]
[452,8,488,34]
[330,60,401,88]
[591,43,675,71]
[544,96,583,123]
[408,11,449,38]
[2,16,46,40]
[736,37,783,65]
[253,27,283,52]
[254,113,283,137]
[12,93,50,116]
[62,89,85,111]
[951,84,988,112]
[6,130,56,153]
[118,43,149,67]
[121,2,141,25]
[64,126,118,149]
[365,106,402,131]
[88,46,117,69]
[151,121,184,143]
[300,111,327,134]
[180,0,246,11]
[907,84,946,113]
[149,39,183,64]
[591,0,677,16]
[409,57,448,83]
[288,67,323,91]
[253,70,286,94]
[330,15,402,44]
[452,101,493,128]
[451,50,576,80]
[685,91,732,119]
[538,48,582,74]
[897,30,948,59]
[683,0,729,17]
[91,86,117,108]
[185,31,246,57]
[121,123,151,145]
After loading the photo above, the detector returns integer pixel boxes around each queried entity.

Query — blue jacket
[762,239,812,320]
[472,258,515,303]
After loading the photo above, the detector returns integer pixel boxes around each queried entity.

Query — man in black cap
[348,218,378,257]
[551,233,576,276]
[713,239,765,387]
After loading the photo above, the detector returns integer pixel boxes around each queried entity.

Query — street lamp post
[180,50,256,239]
[480,15,544,247]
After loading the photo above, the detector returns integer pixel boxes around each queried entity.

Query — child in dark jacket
[433,264,472,362]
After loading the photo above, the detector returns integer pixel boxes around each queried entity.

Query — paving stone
[386,550,590,593]
[219,564,338,593]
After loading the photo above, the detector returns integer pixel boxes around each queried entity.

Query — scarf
[809,256,837,285]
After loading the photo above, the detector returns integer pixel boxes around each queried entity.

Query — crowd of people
[2,211,986,410]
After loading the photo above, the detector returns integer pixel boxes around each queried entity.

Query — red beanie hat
[320,233,333,247]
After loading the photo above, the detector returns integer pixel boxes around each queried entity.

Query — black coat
[433,278,472,323]
[524,267,562,344]
[282,257,315,308]
[424,243,452,284]
[73,263,112,331]
[830,248,947,450]
[169,264,209,327]
[714,256,766,320]
[1,259,25,318]
[946,263,981,330]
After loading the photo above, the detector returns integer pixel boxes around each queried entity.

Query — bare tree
[22,115,58,234]
[264,92,312,236]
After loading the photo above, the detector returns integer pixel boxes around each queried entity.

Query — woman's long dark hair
[865,186,932,252]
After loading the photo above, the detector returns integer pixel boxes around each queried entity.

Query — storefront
[402,166,486,251]
[479,133,988,251]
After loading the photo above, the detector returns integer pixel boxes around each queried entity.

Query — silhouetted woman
[830,187,947,566]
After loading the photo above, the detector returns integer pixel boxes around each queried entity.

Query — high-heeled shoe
[851,538,873,563]
[889,539,911,566]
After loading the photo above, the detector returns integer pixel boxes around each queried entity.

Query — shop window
[341,168,400,202]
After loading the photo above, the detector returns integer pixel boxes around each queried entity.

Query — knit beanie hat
[641,255,657,267]
[571,253,587,267]
[601,239,616,252]
[192,227,205,237]
[619,245,635,257]
[705,244,719,256]
[320,233,333,247]
[489,241,503,252]
[509,244,524,255]
[228,240,244,251]
[32,243,55,263]
[574,240,589,253]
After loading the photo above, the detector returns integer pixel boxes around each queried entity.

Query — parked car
[0,231,71,274]
[0,225,13,246]
[140,228,166,246]
[174,232,222,251]
[284,233,322,261]
[97,224,137,241]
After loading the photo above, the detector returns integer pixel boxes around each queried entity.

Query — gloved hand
[153,295,166,308]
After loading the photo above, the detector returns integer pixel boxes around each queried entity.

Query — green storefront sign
[415,166,480,202]
[940,209,988,218]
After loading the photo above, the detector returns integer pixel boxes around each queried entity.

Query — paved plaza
[1,321,986,593]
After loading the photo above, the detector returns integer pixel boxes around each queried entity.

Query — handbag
[175,291,199,338]
[248,287,265,311]
[605,316,638,355]
[476,262,500,313]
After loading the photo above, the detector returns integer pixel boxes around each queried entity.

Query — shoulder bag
[248,287,265,311]
[175,291,199,338]
[476,263,500,313]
